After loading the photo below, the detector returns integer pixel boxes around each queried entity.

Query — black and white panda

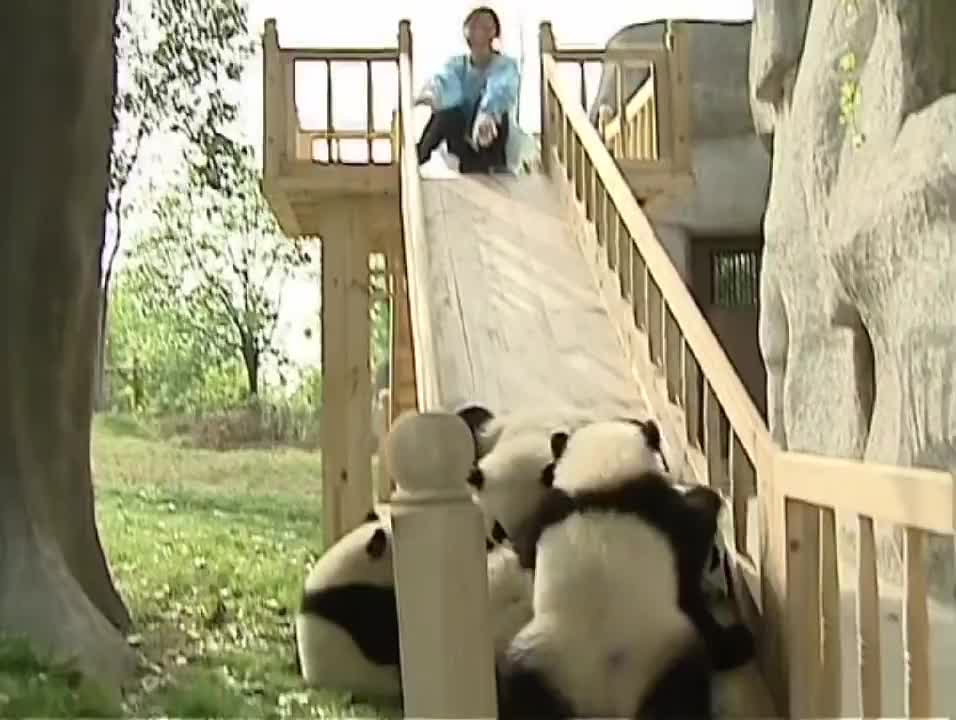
[295,510,402,701]
[458,403,668,544]
[294,509,537,701]
[470,430,559,544]
[486,534,535,655]
[497,419,754,719]
[454,402,604,462]
[673,480,730,601]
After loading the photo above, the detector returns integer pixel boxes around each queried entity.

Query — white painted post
[385,410,497,719]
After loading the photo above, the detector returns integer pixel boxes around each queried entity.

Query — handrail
[601,77,654,146]
[541,50,771,466]
[396,20,439,411]
[278,46,398,62]
[264,27,400,166]
[540,26,954,719]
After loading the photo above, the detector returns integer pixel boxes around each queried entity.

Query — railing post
[385,411,497,719]
[398,19,412,81]
[538,22,555,176]
[262,19,284,177]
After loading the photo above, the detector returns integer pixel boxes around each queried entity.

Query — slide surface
[418,171,646,418]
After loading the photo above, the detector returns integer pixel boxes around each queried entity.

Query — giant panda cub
[295,510,402,701]
[539,418,752,672]
[497,419,754,720]
[294,509,539,701]
[457,402,667,545]
[455,402,604,463]
[485,533,535,656]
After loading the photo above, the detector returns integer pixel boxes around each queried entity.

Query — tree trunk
[0,1,136,691]
[243,337,260,399]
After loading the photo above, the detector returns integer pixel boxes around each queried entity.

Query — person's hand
[472,111,498,148]
[414,88,435,108]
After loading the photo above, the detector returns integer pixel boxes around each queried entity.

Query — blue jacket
[427,52,520,130]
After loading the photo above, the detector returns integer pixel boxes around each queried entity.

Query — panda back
[296,605,401,699]
[534,511,686,644]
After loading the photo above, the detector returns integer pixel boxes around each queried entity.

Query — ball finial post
[383,410,497,718]
[385,411,475,498]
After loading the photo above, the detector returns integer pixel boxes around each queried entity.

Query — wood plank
[418,174,646,418]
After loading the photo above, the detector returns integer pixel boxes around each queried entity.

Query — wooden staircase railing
[539,21,953,719]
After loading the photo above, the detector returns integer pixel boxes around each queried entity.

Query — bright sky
[123,0,754,377]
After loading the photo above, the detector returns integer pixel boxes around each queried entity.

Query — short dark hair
[463,6,501,39]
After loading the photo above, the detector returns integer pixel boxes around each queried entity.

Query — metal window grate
[711,249,761,307]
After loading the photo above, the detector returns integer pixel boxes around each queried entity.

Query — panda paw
[713,623,755,671]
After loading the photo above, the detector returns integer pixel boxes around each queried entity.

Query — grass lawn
[0,413,398,718]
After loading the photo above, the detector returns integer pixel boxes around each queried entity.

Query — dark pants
[416,100,509,173]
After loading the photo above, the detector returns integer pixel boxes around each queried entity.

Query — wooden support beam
[320,201,373,547]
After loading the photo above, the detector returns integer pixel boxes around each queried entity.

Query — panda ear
[639,419,662,452]
[364,509,379,524]
[682,485,722,524]
[466,466,485,490]
[550,431,569,459]
[455,403,494,435]
[366,527,388,559]
[540,462,556,487]
[491,520,508,543]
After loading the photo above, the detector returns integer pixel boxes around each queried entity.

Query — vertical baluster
[786,499,823,720]
[617,216,630,295]
[819,507,842,717]
[856,515,882,718]
[326,58,334,162]
[663,306,680,403]
[631,245,647,331]
[702,383,729,494]
[903,528,930,718]
[646,277,663,369]
[682,344,701,449]
[579,61,587,111]
[366,60,374,163]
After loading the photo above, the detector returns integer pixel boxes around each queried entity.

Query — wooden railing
[540,21,954,718]
[262,19,399,167]
[395,21,438,413]
[546,25,690,175]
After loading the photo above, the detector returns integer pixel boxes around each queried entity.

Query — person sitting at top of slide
[414,6,521,174]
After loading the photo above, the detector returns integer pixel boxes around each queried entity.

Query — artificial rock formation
[0,2,137,688]
[750,0,956,596]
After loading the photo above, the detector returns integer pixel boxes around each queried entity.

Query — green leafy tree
[130,141,310,401]
[97,0,253,407]
[108,265,246,414]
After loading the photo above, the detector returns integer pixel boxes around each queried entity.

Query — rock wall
[750,0,956,599]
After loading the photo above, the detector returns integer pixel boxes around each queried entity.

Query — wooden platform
[419,171,648,418]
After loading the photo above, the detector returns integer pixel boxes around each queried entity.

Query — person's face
[465,11,497,52]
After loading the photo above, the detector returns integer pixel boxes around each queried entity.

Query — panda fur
[469,430,558,542]
[295,510,537,702]
[486,535,535,656]
[461,403,668,544]
[295,510,402,701]
[455,402,604,461]
[543,419,751,671]
[497,419,753,719]
[672,481,730,602]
